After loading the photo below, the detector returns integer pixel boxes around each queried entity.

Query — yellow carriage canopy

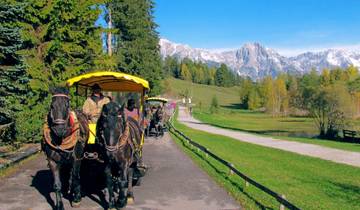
[146,97,168,103]
[66,71,149,92]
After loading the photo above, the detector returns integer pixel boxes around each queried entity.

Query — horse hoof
[57,203,65,210]
[116,198,127,208]
[72,201,81,208]
[127,197,134,205]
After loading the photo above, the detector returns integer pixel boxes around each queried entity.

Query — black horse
[42,87,89,210]
[97,102,142,209]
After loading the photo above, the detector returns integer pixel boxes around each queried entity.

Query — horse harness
[43,111,81,153]
[103,118,140,154]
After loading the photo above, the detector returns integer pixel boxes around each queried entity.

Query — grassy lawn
[166,78,360,151]
[165,78,240,107]
[194,109,360,153]
[171,114,360,210]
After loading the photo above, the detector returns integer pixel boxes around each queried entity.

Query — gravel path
[0,133,240,210]
[178,106,360,168]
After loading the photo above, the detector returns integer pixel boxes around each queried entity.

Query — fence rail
[167,110,300,210]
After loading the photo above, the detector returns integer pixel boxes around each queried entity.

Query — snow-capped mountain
[159,38,360,79]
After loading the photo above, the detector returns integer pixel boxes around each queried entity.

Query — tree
[274,77,289,115]
[210,95,219,113]
[287,75,301,110]
[110,0,162,95]
[261,76,276,115]
[180,63,192,81]
[215,64,229,87]
[162,56,179,78]
[330,67,346,83]
[248,87,261,110]
[0,1,30,143]
[306,83,353,138]
[239,78,253,109]
[18,0,103,142]
[345,65,358,82]
[320,68,331,86]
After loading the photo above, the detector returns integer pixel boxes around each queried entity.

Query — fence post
[280,194,286,210]
[229,163,234,175]
[245,179,249,187]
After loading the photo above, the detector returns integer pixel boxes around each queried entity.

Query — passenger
[125,98,140,121]
[125,98,147,171]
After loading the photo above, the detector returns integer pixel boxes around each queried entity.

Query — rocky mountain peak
[159,38,360,80]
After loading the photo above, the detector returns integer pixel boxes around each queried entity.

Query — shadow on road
[30,160,108,210]
[31,170,56,209]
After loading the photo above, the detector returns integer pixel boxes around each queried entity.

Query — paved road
[0,133,240,210]
[178,106,360,168]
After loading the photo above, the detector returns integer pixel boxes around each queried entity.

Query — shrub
[210,95,219,113]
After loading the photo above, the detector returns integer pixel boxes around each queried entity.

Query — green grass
[193,109,360,153]
[0,153,40,178]
[165,78,241,107]
[170,113,360,210]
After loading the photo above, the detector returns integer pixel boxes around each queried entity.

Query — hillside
[164,78,240,107]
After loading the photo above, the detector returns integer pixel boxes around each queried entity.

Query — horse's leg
[71,159,82,207]
[127,167,134,204]
[48,159,64,210]
[117,166,128,208]
[105,165,116,210]
[72,142,84,207]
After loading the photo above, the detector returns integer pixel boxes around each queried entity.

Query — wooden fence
[167,111,301,210]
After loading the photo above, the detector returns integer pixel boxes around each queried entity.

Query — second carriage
[144,97,168,137]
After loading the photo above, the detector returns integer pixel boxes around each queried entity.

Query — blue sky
[154,0,360,55]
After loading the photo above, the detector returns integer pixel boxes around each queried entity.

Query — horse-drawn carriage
[43,71,149,210]
[144,97,168,137]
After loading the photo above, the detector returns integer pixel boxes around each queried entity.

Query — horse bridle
[102,114,129,152]
[50,94,70,125]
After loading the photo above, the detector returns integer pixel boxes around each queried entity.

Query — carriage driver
[83,84,111,148]
[83,84,111,123]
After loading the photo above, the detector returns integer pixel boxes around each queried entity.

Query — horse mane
[51,86,69,95]
[75,110,90,139]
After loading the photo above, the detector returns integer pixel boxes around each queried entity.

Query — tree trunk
[107,8,112,56]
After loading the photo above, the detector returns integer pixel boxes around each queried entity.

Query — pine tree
[215,64,229,87]
[17,0,103,141]
[110,0,162,95]
[0,1,30,143]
